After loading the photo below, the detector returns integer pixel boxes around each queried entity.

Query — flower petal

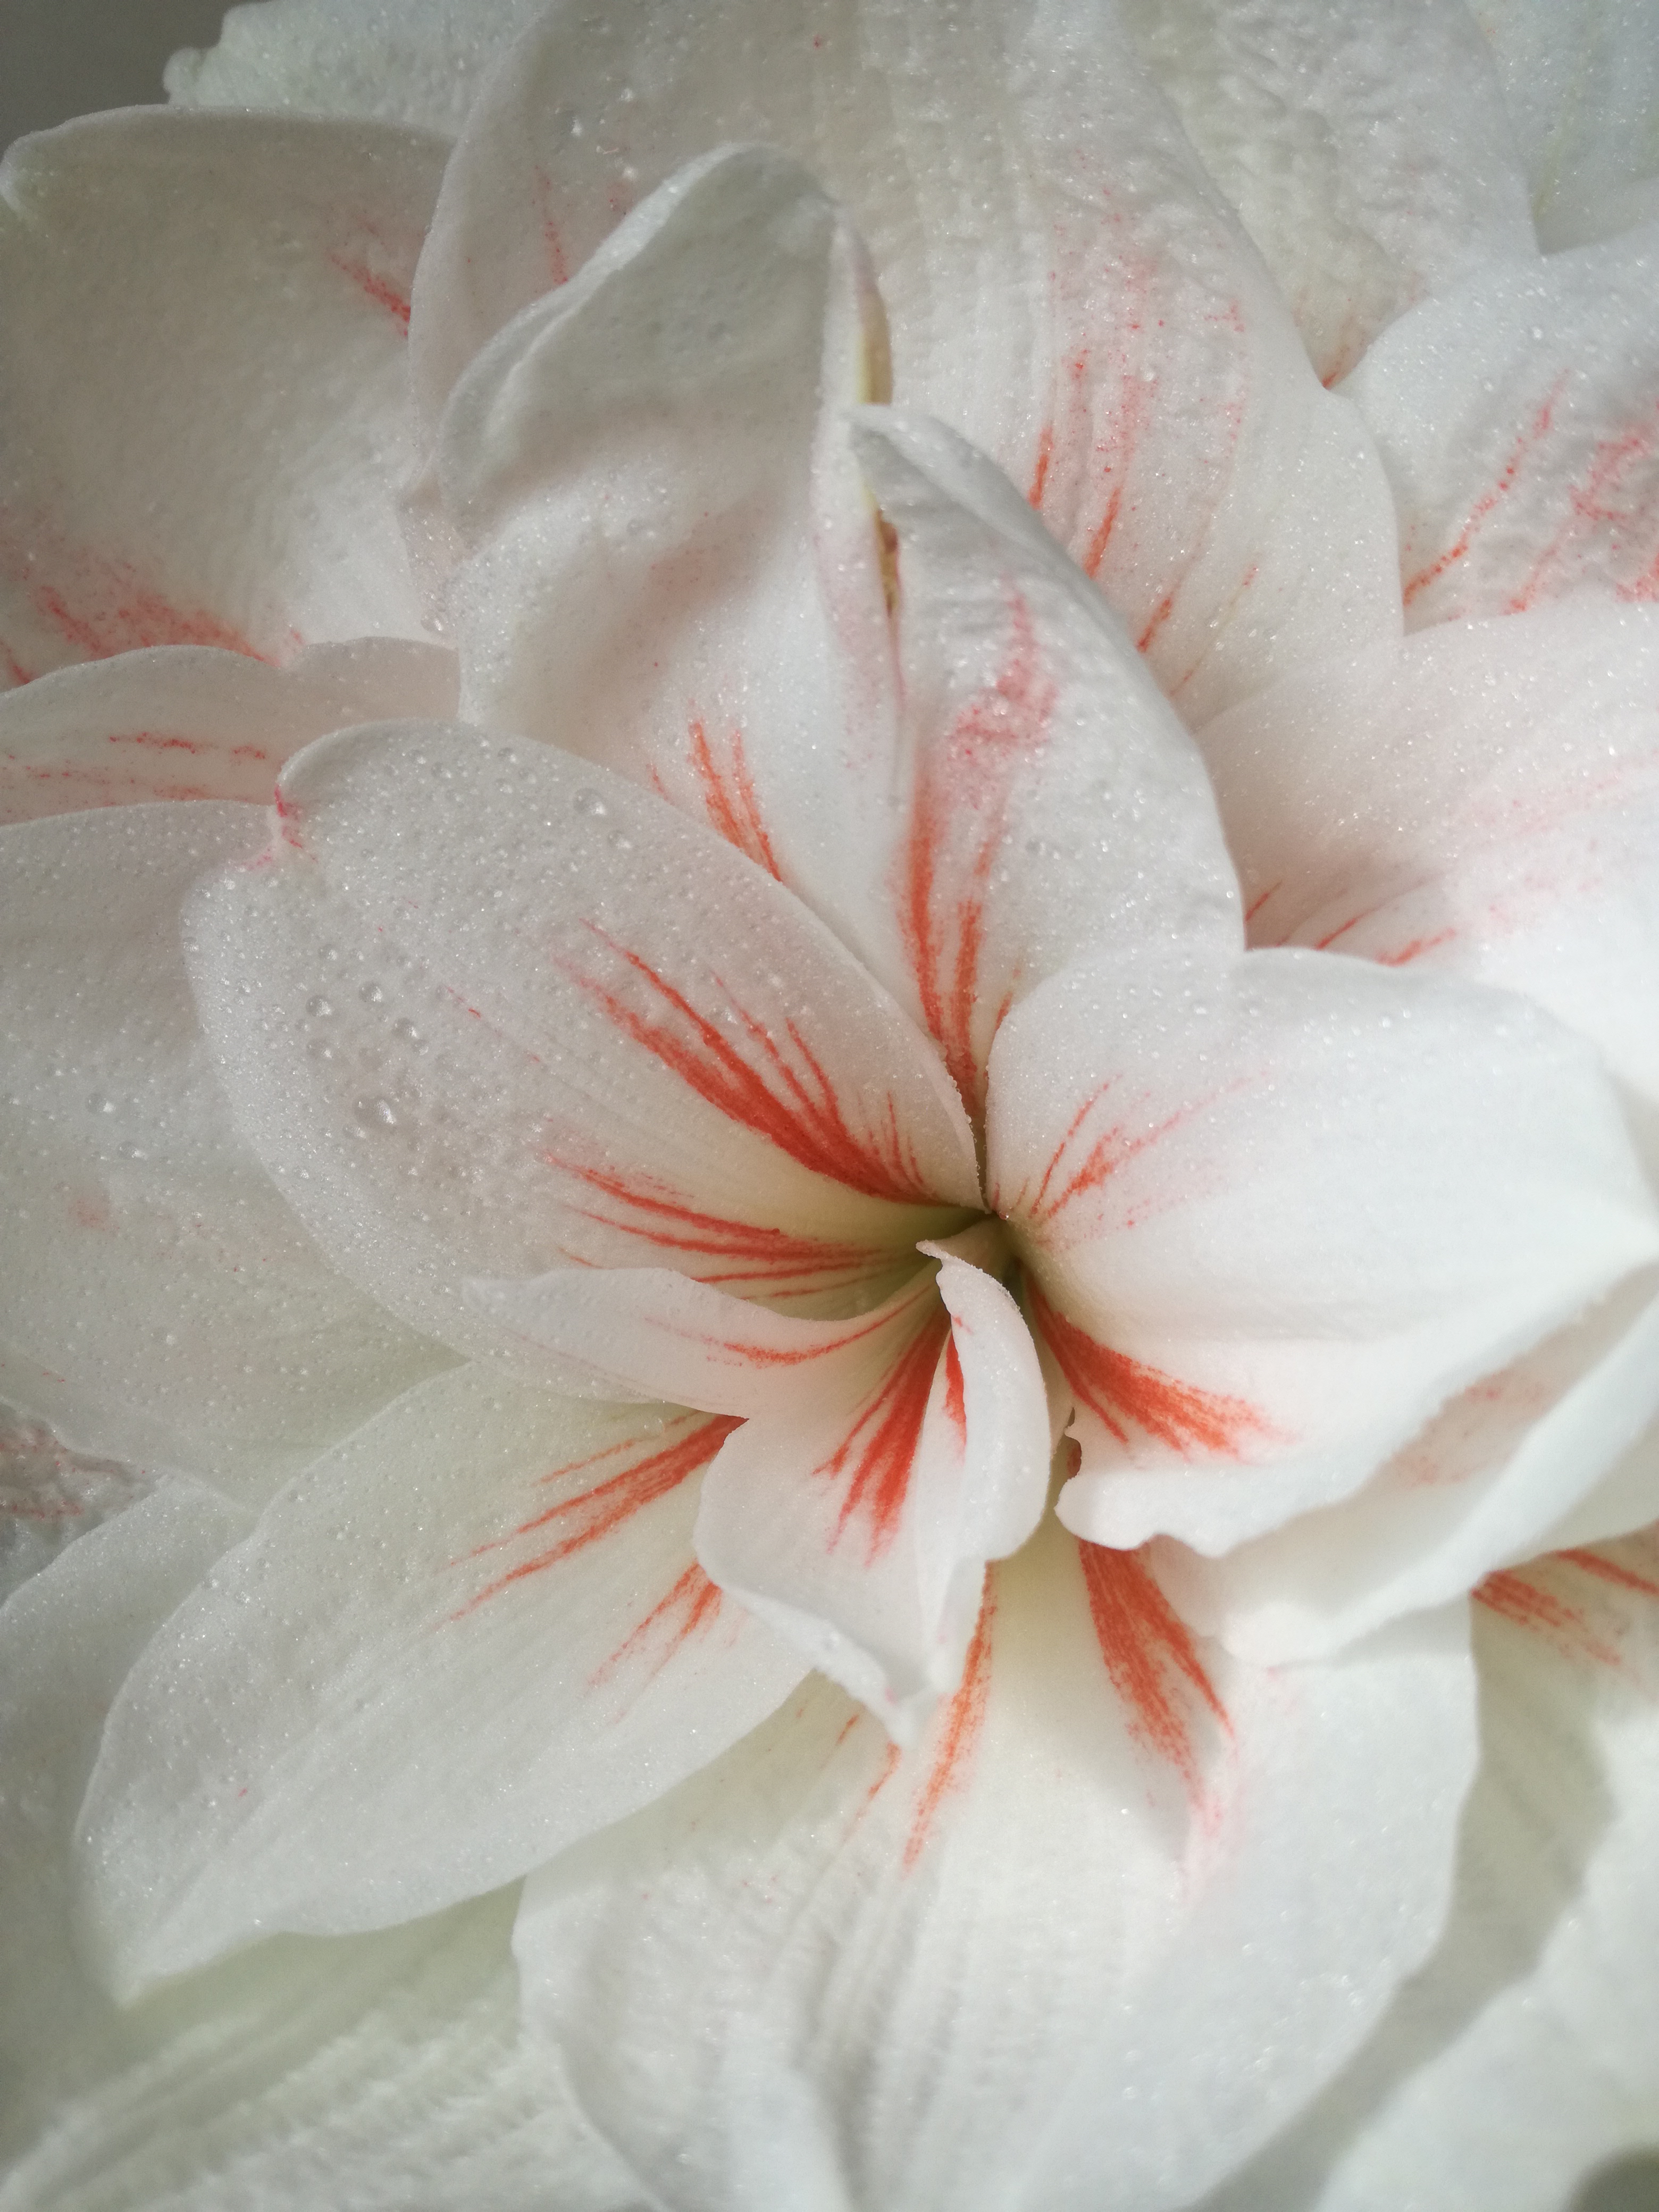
[1201,598,1659,1103]
[76,1365,805,1996]
[1196,1529,1659,2212]
[0,1488,643,2211]
[165,0,542,137]
[1120,0,1537,382]
[1476,0,1659,247]
[0,638,457,827]
[990,948,1659,1552]
[188,722,978,1367]
[415,0,1402,721]
[693,1241,1050,1738]
[1342,222,1659,626]
[842,411,1241,1112]
[0,802,448,1503]
[514,1513,1477,2212]
[1154,1275,1659,1660]
[0,112,447,689]
[432,143,897,954]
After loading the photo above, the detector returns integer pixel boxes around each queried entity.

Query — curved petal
[1195,1529,1659,2212]
[413,0,1401,722]
[1200,599,1659,1104]
[76,1365,806,1997]
[1342,222,1659,627]
[841,412,1241,1113]
[434,143,899,960]
[693,1241,1050,1738]
[1153,1275,1659,1661]
[514,1512,1477,2212]
[187,722,979,1368]
[0,1489,643,2212]
[165,0,543,137]
[1119,0,1536,383]
[0,801,448,1503]
[0,112,447,689]
[988,948,1659,1552]
[1475,0,1659,247]
[0,638,457,826]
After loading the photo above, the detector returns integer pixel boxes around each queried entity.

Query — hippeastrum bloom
[3,4,1659,2208]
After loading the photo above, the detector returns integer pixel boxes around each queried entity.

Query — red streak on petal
[451,1413,740,1615]
[1027,424,1054,508]
[941,1333,967,1440]
[327,250,412,331]
[565,925,930,1203]
[1019,1082,1200,1230]
[1136,590,1177,656]
[32,579,267,665]
[898,586,1055,1115]
[1506,398,1659,614]
[3,643,35,685]
[1242,883,1280,927]
[684,715,783,879]
[1474,1566,1621,1667]
[1077,1538,1227,1792]
[1031,1280,1269,1456]
[533,167,572,287]
[590,1561,725,1689]
[904,1590,995,1869]
[1375,929,1456,967]
[1558,1547,1659,1601]
[818,1309,953,1559]
[1403,376,1566,608]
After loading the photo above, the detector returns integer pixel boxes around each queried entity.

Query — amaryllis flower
[3,5,1658,2210]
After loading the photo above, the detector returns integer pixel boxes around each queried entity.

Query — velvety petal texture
[413,0,1402,722]
[1119,0,1537,382]
[0,113,447,688]
[515,1516,1478,2212]
[1197,1530,1659,2212]
[0,1488,646,2212]
[0,801,449,1502]
[76,1366,804,1992]
[1343,222,1659,626]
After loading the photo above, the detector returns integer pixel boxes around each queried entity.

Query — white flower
[3,6,1658,2210]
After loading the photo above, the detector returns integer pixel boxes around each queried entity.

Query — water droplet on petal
[391,1018,423,1045]
[360,981,384,1006]
[86,1092,114,1115]
[306,995,333,1018]
[355,1096,399,1131]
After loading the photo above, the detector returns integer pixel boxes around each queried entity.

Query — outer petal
[514,1513,1477,2212]
[413,0,1402,722]
[187,722,978,1367]
[165,0,543,137]
[1201,599,1659,1101]
[1153,1275,1659,1660]
[694,1241,1050,1738]
[0,638,457,826]
[0,1489,644,2211]
[1120,0,1536,383]
[1196,1530,1659,2212]
[843,413,1241,1113]
[0,112,447,688]
[433,143,898,959]
[1475,0,1659,246]
[76,1365,806,1996]
[1342,223,1659,627]
[0,802,448,1503]
[989,948,1659,1551]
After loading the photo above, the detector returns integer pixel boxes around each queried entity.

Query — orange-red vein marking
[1077,1539,1227,1795]
[819,1309,953,1558]
[1403,376,1568,608]
[590,1561,725,1689]
[904,1592,996,1867]
[686,716,782,880]
[1031,1280,1269,1456]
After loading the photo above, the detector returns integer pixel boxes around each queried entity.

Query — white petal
[1476,0,1659,247]
[1120,0,1536,382]
[1342,223,1659,626]
[0,802,448,1503]
[165,0,543,137]
[693,1242,1050,1739]
[1154,1276,1659,1660]
[188,722,978,1366]
[515,1513,1477,2212]
[0,1489,642,2211]
[1201,598,1659,1104]
[0,638,457,826]
[841,412,1241,1113]
[414,0,1402,722]
[434,144,898,958]
[76,1365,805,1995]
[990,948,1659,1551]
[0,113,446,689]
[1196,1529,1659,2212]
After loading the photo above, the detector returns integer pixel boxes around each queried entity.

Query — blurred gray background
[1,0,233,150]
